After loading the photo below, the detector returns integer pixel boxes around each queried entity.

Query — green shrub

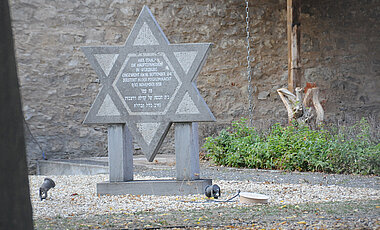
[203,118,380,175]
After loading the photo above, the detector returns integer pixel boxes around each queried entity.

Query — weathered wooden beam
[287,0,301,93]
[303,87,324,126]
[311,88,324,126]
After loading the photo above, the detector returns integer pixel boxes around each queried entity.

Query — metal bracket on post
[107,124,133,182]
[175,122,200,181]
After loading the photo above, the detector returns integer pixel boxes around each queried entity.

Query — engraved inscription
[114,53,181,115]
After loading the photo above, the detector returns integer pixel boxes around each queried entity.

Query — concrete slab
[97,179,212,195]
[37,160,108,175]
[37,155,176,175]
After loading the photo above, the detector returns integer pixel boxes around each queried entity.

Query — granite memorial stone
[82,6,214,195]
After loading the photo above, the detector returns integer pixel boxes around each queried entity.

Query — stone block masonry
[9,0,380,173]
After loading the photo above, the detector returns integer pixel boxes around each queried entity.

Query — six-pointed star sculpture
[81,6,215,161]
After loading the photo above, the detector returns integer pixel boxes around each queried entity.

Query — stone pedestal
[107,125,133,182]
[175,122,200,180]
[97,122,211,196]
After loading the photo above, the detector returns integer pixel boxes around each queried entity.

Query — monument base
[97,179,212,196]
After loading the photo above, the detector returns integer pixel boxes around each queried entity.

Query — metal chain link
[245,0,254,127]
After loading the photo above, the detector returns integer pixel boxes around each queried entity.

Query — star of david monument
[82,6,215,195]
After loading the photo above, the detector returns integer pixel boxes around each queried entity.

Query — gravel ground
[138,163,380,189]
[31,162,380,229]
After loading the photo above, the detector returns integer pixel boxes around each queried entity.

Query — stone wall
[302,0,380,124]
[9,0,379,173]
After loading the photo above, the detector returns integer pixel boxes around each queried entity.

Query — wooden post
[287,0,301,93]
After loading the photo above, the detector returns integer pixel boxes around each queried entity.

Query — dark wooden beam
[0,0,34,229]
[287,0,301,93]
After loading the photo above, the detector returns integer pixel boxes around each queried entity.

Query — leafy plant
[203,118,380,175]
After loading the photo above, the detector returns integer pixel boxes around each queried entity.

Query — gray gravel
[31,160,380,229]
[136,161,380,189]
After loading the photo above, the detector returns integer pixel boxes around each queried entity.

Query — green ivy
[203,118,380,175]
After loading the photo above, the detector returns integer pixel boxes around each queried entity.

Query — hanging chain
[245,0,254,127]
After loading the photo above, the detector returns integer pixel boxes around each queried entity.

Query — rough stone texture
[9,0,380,173]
